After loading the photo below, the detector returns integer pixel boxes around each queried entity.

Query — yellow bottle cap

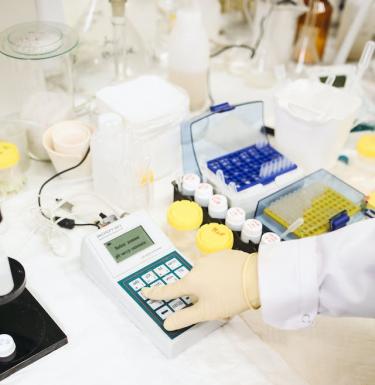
[0,142,20,170]
[196,223,234,255]
[167,200,203,231]
[357,134,375,159]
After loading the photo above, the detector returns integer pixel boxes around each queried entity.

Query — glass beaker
[0,22,78,160]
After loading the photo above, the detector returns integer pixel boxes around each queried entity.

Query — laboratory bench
[0,69,374,385]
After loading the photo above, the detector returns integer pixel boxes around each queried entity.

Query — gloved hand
[142,250,260,331]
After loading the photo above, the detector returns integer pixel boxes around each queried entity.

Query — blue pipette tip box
[206,143,297,192]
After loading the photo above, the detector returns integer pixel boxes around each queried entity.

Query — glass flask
[0,22,78,160]
[72,0,148,99]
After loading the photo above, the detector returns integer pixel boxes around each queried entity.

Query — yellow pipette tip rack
[264,187,361,238]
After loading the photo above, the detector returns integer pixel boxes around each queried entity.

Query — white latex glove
[142,250,260,331]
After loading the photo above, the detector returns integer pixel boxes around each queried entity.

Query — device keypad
[118,251,193,339]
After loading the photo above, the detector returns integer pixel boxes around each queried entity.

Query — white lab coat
[257,218,375,330]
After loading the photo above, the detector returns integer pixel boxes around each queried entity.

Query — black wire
[37,147,100,229]
[210,44,256,59]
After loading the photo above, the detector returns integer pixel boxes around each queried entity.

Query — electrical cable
[37,147,100,229]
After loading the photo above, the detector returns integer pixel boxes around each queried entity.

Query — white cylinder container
[260,232,281,245]
[241,219,263,244]
[0,256,14,296]
[208,194,228,219]
[194,182,214,207]
[225,207,246,231]
[168,7,209,111]
[182,173,201,196]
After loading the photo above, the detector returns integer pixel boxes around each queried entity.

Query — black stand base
[0,259,68,381]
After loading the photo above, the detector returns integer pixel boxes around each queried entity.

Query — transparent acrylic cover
[0,22,78,60]
[181,102,266,176]
[255,169,366,240]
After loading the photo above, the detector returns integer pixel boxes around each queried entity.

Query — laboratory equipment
[240,218,262,244]
[0,255,67,381]
[0,22,78,161]
[355,134,375,173]
[0,256,13,296]
[91,112,153,212]
[225,207,246,231]
[255,169,366,240]
[181,173,201,196]
[96,75,189,179]
[194,182,214,207]
[259,232,280,245]
[43,121,92,178]
[168,5,210,111]
[195,223,234,256]
[73,0,148,98]
[0,142,25,195]
[181,102,303,216]
[81,210,221,357]
[0,119,30,171]
[167,200,203,260]
[208,194,229,219]
[274,79,361,173]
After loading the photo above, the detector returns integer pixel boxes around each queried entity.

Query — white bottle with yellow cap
[0,142,24,195]
[167,200,203,260]
[195,223,234,257]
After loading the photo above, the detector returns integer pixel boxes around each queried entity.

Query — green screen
[105,226,154,263]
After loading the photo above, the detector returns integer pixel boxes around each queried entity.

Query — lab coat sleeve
[257,219,375,330]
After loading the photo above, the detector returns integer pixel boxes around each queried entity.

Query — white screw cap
[194,182,213,207]
[260,232,281,245]
[182,173,201,196]
[225,207,246,231]
[0,334,16,359]
[241,219,263,244]
[208,194,228,219]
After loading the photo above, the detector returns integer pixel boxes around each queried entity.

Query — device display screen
[105,226,154,263]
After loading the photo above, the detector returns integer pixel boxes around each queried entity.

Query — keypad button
[138,290,147,301]
[156,306,173,320]
[182,296,192,305]
[166,258,181,270]
[129,278,145,291]
[169,298,186,311]
[147,300,164,310]
[154,264,170,277]
[163,273,178,285]
[142,271,158,284]
[150,280,165,288]
[175,266,189,279]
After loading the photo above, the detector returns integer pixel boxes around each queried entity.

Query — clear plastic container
[167,200,203,260]
[0,22,78,160]
[195,223,234,257]
[0,142,24,195]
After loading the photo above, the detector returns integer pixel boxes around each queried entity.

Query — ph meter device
[81,211,221,357]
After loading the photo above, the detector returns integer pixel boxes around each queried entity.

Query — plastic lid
[208,194,228,218]
[167,200,203,231]
[357,134,375,159]
[0,22,78,60]
[0,142,20,169]
[196,223,234,254]
[242,219,262,237]
[182,173,201,194]
[0,334,16,358]
[225,207,246,230]
[260,232,281,245]
[194,182,213,206]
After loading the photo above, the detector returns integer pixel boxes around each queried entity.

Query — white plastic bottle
[168,4,209,111]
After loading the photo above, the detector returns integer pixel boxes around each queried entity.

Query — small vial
[196,223,234,256]
[260,232,281,245]
[208,194,228,219]
[181,173,201,196]
[225,207,246,231]
[241,219,263,244]
[194,182,213,207]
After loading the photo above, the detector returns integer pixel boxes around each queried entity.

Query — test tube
[225,207,246,231]
[194,182,214,207]
[0,255,14,296]
[181,173,201,196]
[208,194,228,219]
[260,232,281,245]
[241,219,263,244]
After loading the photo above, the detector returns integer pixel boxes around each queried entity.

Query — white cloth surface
[258,219,375,330]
